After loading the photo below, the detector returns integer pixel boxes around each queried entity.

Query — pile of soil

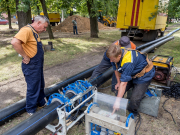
[52,15,113,33]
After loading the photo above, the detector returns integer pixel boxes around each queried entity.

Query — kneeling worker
[90,36,136,94]
[106,44,155,117]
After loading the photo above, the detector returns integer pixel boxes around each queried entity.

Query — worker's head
[119,36,131,48]
[106,44,122,63]
[32,15,49,33]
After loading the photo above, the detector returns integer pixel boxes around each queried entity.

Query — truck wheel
[142,30,158,41]
[121,32,128,37]
[160,31,165,37]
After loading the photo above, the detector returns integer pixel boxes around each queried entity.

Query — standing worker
[72,17,78,35]
[11,15,49,116]
[89,36,136,93]
[106,44,155,118]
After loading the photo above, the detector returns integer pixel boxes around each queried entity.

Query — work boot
[28,113,34,116]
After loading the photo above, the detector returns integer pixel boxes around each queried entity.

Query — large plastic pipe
[2,67,114,135]
[2,101,61,135]
[137,28,180,50]
[141,36,174,54]
[0,65,98,126]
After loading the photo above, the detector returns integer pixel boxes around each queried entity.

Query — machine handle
[125,113,134,127]
[87,103,98,113]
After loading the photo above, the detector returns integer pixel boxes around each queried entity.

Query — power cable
[135,112,141,135]
[162,98,176,125]
[161,81,180,125]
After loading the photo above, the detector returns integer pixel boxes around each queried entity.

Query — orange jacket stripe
[113,40,136,49]
[130,42,136,49]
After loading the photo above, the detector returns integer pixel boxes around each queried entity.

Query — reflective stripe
[121,51,133,67]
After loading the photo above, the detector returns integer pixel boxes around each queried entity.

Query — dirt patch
[52,15,115,33]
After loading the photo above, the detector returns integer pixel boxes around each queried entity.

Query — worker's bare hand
[115,83,120,90]
[112,97,121,115]
[22,56,30,64]
[112,101,120,115]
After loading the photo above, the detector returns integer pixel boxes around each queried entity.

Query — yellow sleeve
[14,27,32,44]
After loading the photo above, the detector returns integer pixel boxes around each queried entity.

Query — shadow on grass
[0,86,22,109]
[0,51,20,65]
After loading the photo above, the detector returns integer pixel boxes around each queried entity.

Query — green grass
[0,26,180,82]
[42,30,121,68]
[0,29,121,81]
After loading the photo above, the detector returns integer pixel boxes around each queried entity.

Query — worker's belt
[116,48,154,78]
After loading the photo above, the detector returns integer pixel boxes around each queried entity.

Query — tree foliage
[0,0,16,15]
[0,0,16,29]
[168,0,180,18]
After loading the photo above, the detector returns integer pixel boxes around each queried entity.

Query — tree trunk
[70,10,73,16]
[16,0,32,29]
[6,0,12,29]
[37,5,40,15]
[87,0,99,38]
[40,0,54,39]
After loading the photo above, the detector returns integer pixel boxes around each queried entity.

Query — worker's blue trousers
[22,26,46,113]
[73,26,78,35]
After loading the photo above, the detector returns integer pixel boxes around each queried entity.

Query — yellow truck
[116,0,168,41]
[40,12,60,26]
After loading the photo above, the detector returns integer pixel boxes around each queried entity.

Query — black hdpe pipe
[2,67,114,135]
[137,28,180,50]
[2,35,175,135]
[141,36,174,54]
[0,65,98,126]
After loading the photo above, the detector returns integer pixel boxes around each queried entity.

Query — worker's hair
[106,44,122,58]
[34,15,50,24]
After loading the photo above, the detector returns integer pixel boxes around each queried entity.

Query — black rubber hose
[0,65,98,126]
